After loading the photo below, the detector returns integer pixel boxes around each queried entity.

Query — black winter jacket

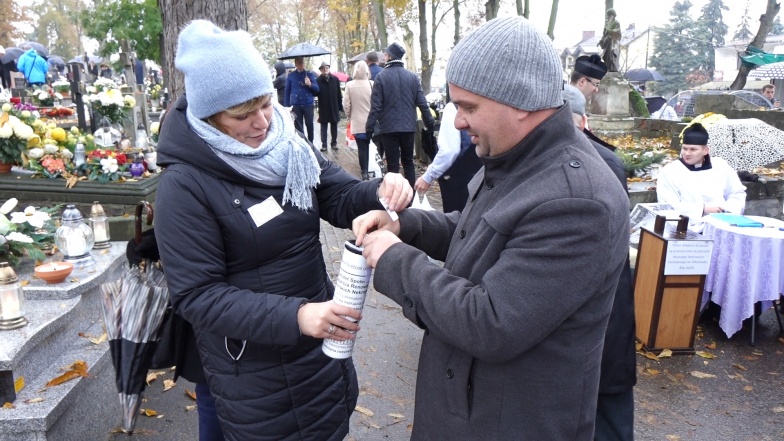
[155,95,382,440]
[365,61,435,134]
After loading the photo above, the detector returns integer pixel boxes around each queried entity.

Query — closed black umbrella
[100,201,169,434]
[624,68,665,82]
[278,43,331,60]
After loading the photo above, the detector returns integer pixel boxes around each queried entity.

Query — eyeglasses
[585,79,601,89]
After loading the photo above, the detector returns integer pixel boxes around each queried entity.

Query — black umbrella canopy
[21,41,48,58]
[645,96,667,114]
[348,50,382,63]
[47,55,66,68]
[0,47,25,64]
[278,43,331,60]
[624,68,665,82]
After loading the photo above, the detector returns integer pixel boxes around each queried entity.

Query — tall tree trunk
[454,0,461,46]
[418,0,431,93]
[524,0,530,18]
[403,23,416,72]
[372,0,387,49]
[516,0,523,16]
[158,0,248,100]
[547,0,559,40]
[730,0,780,90]
[485,0,499,20]
[605,0,613,11]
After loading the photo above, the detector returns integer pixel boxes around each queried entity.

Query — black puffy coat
[155,95,383,440]
[273,61,287,105]
[365,60,435,134]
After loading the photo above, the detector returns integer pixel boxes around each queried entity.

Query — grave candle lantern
[89,201,111,249]
[0,262,27,330]
[54,205,95,262]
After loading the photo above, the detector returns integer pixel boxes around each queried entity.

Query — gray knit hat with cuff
[446,16,563,111]
[176,20,273,119]
[562,85,586,116]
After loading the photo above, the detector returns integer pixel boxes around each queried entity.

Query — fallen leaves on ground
[45,360,88,387]
[78,332,107,345]
[2,402,15,409]
[689,371,717,379]
[23,397,44,404]
[185,389,196,401]
[140,408,161,417]
[162,379,175,392]
[355,405,374,417]
[186,405,196,411]
[704,342,717,349]
[387,413,405,419]
[695,351,715,359]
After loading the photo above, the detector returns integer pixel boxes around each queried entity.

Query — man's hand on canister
[377,172,413,212]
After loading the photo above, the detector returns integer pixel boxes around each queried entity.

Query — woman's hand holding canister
[297,302,361,341]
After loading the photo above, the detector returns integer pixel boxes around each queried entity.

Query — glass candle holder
[89,201,111,249]
[55,205,95,261]
[0,262,27,330]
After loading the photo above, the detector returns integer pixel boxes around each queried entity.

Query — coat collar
[678,154,713,171]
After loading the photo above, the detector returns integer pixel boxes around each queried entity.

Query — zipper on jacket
[224,338,247,377]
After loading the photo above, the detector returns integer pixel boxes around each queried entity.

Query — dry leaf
[643,352,659,361]
[695,351,715,359]
[146,372,158,385]
[704,342,717,349]
[744,386,753,391]
[773,406,784,413]
[3,402,15,409]
[645,368,660,375]
[665,435,681,441]
[141,408,158,417]
[88,333,107,345]
[45,360,88,387]
[658,349,673,358]
[163,379,176,392]
[185,389,196,401]
[355,405,374,417]
[689,371,716,379]
[23,397,44,404]
[186,405,196,411]
[778,337,784,345]
[387,413,405,419]
[20,280,29,287]
[65,176,78,189]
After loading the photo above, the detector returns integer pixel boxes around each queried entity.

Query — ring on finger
[328,324,336,334]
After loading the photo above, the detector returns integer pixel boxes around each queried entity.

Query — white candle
[65,235,86,256]
[93,223,108,242]
[1,289,20,319]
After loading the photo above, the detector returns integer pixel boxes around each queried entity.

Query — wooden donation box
[634,215,713,354]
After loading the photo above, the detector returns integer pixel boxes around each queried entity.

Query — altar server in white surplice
[656,123,747,222]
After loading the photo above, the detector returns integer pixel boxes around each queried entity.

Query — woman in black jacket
[155,20,412,441]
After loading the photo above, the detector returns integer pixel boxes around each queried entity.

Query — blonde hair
[352,61,370,81]
[206,94,272,133]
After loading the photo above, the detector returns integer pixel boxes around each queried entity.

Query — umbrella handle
[134,201,154,245]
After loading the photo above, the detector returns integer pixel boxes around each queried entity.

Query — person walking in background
[353,16,629,440]
[99,63,114,79]
[316,61,343,152]
[343,61,374,180]
[17,48,48,87]
[563,84,636,441]
[134,55,145,90]
[414,88,482,213]
[284,56,319,142]
[365,42,435,190]
[272,61,288,105]
[155,20,413,441]
[366,51,383,80]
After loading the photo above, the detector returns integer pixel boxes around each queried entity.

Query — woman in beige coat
[343,61,373,180]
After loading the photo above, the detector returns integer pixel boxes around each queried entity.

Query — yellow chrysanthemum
[50,127,67,142]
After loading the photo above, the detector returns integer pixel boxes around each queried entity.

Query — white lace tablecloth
[701,215,784,337]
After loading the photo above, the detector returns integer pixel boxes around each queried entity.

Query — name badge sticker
[247,196,283,227]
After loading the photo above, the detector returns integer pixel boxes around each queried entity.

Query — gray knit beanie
[446,16,563,111]
[176,20,273,119]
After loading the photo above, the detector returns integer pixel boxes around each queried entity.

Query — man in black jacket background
[316,61,343,152]
[365,42,435,189]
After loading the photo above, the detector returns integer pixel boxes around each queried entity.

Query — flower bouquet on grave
[28,87,63,108]
[88,89,136,126]
[93,77,118,93]
[52,79,71,95]
[0,104,40,167]
[24,142,74,179]
[73,148,128,184]
[0,198,60,266]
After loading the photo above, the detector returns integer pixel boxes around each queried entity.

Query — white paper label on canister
[322,241,372,359]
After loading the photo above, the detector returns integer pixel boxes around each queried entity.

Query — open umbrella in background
[20,42,48,58]
[331,71,349,82]
[645,96,667,114]
[624,68,665,82]
[100,201,169,434]
[47,55,66,69]
[749,61,784,79]
[0,47,24,65]
[278,43,331,60]
[707,118,784,171]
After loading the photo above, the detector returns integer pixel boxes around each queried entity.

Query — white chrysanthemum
[20,110,31,118]
[86,86,96,94]
[100,157,118,174]
[27,148,44,159]
[1,103,11,112]
[0,123,12,139]
[38,91,49,100]
[150,122,160,135]
[6,232,34,243]
[0,198,18,215]
[10,206,51,229]
[12,122,34,140]
[60,149,73,159]
[54,92,63,100]
[53,80,69,88]
[43,144,59,154]
[124,95,136,107]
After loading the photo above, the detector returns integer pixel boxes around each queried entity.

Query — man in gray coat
[353,16,629,440]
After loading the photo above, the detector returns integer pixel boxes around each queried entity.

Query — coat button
[569,160,581,168]
[446,369,454,379]
[233,199,241,205]
[459,229,466,238]
[404,296,414,308]
[485,180,494,189]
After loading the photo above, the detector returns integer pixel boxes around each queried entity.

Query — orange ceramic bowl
[34,261,74,284]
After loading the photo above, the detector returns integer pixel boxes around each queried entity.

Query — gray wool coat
[373,105,630,440]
